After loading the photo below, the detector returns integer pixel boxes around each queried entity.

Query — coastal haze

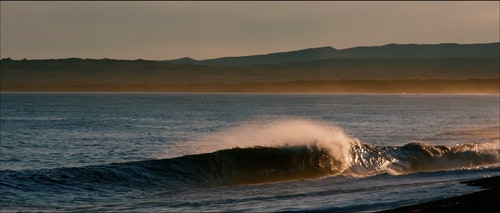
[1,42,499,93]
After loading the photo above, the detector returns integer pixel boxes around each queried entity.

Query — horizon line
[1,41,499,61]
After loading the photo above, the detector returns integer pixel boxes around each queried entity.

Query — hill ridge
[164,42,499,66]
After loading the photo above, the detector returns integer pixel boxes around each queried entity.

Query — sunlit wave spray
[192,119,354,173]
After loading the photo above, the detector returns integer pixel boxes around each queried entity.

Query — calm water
[1,93,499,212]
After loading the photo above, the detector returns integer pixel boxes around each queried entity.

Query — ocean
[1,93,499,212]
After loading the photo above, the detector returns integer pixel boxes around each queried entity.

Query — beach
[378,176,500,212]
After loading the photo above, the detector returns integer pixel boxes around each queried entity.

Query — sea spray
[186,119,355,173]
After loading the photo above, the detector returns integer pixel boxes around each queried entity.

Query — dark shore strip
[376,176,500,213]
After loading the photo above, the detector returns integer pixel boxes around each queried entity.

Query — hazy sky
[1,1,499,60]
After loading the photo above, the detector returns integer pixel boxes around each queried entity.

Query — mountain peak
[166,57,199,64]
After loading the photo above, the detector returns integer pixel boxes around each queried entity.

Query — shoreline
[1,91,499,96]
[2,79,499,94]
[376,176,500,212]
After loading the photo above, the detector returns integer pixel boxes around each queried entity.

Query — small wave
[439,126,500,138]
[348,140,500,176]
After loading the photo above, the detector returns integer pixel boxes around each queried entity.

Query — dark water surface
[1,93,498,212]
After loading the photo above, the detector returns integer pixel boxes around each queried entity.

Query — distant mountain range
[1,42,499,93]
[166,42,500,66]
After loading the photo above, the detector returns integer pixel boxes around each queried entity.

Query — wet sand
[377,176,500,212]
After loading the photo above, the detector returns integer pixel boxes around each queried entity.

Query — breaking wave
[1,120,499,191]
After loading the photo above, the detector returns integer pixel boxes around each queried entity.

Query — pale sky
[1,1,499,60]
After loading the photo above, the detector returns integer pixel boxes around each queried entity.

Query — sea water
[0,93,499,212]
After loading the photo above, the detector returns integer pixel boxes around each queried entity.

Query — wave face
[166,145,339,186]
